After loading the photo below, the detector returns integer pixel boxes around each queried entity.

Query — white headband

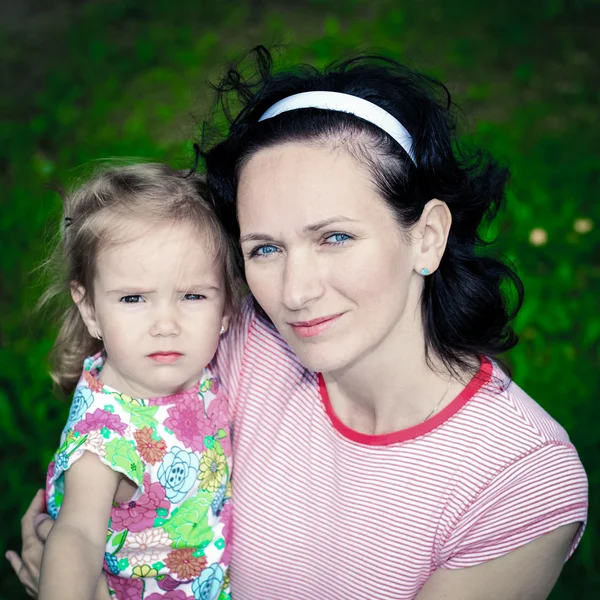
[258,91,416,165]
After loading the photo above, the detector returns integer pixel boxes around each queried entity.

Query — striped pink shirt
[214,298,588,600]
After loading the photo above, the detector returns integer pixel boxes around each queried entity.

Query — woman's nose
[281,252,324,311]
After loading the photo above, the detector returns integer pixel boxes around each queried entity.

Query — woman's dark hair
[201,46,524,378]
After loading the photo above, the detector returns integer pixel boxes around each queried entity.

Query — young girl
[40,163,238,600]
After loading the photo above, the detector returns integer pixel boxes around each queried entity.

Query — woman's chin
[287,342,354,375]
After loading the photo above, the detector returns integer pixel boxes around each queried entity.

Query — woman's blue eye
[184,293,205,301]
[120,295,144,303]
[326,233,352,244]
[252,244,280,257]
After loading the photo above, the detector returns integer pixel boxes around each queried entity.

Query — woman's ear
[70,284,101,339]
[413,199,452,275]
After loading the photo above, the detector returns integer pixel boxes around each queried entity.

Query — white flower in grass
[574,218,593,234]
[529,228,548,246]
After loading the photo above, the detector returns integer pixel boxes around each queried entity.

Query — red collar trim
[318,357,493,446]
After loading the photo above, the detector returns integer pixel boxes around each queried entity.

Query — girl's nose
[149,306,181,337]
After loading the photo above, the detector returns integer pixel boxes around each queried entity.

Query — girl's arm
[95,573,113,600]
[39,451,121,600]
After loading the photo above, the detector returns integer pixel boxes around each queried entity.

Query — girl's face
[75,220,229,398]
[237,142,426,375]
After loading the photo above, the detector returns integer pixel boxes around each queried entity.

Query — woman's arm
[5,490,54,598]
[6,489,113,600]
[39,451,120,600]
[416,522,581,600]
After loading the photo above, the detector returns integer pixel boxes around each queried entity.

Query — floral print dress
[45,353,232,600]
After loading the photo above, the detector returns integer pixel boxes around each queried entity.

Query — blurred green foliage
[1,0,598,598]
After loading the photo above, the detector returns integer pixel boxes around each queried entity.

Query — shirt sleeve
[211,294,256,420]
[47,385,147,511]
[440,442,588,569]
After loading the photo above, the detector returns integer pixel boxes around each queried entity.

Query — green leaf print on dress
[108,391,160,431]
[104,437,145,486]
[107,529,128,555]
[163,491,215,549]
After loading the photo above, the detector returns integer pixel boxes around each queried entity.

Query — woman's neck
[321,324,467,435]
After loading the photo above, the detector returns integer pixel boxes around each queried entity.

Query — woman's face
[237,142,425,374]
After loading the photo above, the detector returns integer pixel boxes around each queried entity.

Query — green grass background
[1,0,598,597]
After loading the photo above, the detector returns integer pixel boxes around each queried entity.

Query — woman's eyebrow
[303,216,358,233]
[240,216,359,244]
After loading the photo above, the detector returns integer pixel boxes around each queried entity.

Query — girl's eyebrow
[106,285,221,295]
[177,284,221,293]
[239,232,276,244]
[240,216,358,243]
[106,288,154,295]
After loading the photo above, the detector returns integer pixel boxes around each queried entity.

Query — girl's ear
[70,284,101,339]
[220,312,232,336]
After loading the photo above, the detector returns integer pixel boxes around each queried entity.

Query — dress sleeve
[439,442,588,569]
[47,385,147,509]
[212,295,256,419]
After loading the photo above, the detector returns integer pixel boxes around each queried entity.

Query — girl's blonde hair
[41,163,240,397]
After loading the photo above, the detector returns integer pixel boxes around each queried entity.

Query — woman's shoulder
[439,360,585,491]
[434,362,588,567]
[473,362,573,448]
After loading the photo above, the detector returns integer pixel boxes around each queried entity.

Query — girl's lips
[148,352,182,364]
[289,314,343,338]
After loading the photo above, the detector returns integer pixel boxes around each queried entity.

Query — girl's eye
[120,295,144,303]
[250,244,280,258]
[324,233,352,245]
[184,293,205,301]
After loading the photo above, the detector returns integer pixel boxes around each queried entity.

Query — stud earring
[93,330,103,341]
[220,326,226,335]
[420,268,430,276]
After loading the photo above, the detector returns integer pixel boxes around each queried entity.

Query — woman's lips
[289,314,343,338]
[148,352,182,364]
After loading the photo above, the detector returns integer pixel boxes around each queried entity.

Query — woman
[9,48,588,600]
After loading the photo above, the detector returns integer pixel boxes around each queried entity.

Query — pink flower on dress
[164,395,213,453]
[220,500,233,566]
[146,591,194,600]
[74,409,127,435]
[111,473,170,532]
[206,391,229,432]
[206,391,231,455]
[121,527,172,567]
[105,573,144,600]
[157,575,180,592]
[148,384,199,407]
